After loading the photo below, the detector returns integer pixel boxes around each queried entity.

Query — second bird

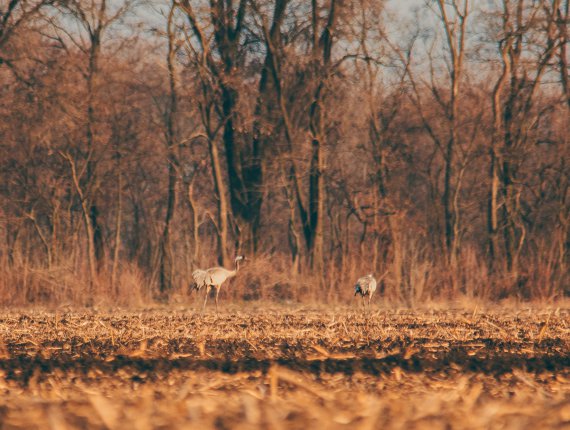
[354,274,377,307]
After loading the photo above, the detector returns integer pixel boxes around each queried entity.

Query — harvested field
[0,306,568,429]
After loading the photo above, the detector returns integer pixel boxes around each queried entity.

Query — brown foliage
[0,0,568,305]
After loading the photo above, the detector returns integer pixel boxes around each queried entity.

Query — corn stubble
[0,307,568,429]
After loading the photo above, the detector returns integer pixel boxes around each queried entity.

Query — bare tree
[54,0,135,288]
[490,0,563,275]
[0,0,54,79]
[156,1,181,293]
[0,0,568,304]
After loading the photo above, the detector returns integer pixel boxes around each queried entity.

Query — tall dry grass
[0,233,566,307]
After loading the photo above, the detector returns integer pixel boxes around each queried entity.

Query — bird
[190,269,208,292]
[200,255,246,312]
[354,273,377,307]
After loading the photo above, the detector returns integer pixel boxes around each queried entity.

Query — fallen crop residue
[0,307,568,429]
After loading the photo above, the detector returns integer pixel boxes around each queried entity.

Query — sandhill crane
[354,273,377,307]
[190,269,208,292]
[200,255,245,311]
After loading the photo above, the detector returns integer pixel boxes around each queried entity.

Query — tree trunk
[307,87,325,270]
[436,0,468,263]
[487,148,500,266]
[159,3,180,293]
[209,137,230,267]
[158,159,177,293]
[489,36,512,271]
[187,180,200,264]
[85,5,106,276]
[442,137,454,261]
[559,1,570,110]
[65,154,98,291]
[248,0,289,255]
[304,0,338,270]
[111,151,122,293]
[210,0,261,256]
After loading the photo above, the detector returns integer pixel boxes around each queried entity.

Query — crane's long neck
[227,259,240,279]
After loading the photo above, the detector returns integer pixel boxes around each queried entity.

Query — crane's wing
[356,276,366,286]
[367,276,377,294]
[355,276,367,295]
[191,269,208,290]
[355,275,376,295]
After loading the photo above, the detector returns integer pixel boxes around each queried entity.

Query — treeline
[0,0,568,305]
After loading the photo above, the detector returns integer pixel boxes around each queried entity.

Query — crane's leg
[203,286,210,311]
[215,285,221,313]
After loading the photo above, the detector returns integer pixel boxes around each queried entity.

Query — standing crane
[354,273,377,308]
[193,255,246,312]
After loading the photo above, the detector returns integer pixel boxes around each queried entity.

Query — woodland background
[0,0,568,305]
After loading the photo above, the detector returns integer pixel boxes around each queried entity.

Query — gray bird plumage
[354,273,377,307]
[191,269,208,291]
[194,256,245,312]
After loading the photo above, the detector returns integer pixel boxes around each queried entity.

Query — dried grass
[0,307,567,429]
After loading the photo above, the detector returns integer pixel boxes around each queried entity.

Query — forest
[0,0,568,305]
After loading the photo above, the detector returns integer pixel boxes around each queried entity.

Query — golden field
[0,306,568,429]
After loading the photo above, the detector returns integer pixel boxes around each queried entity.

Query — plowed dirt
[0,307,568,429]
